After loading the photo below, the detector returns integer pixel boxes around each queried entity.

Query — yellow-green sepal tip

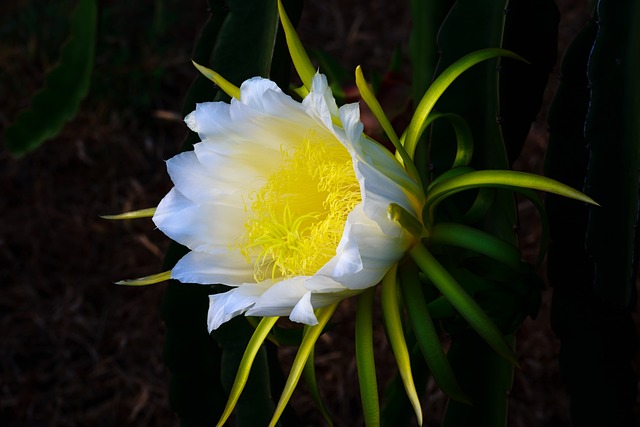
[101,207,156,220]
[216,316,280,427]
[388,203,424,239]
[381,266,424,425]
[355,65,422,186]
[268,304,339,427]
[116,270,171,286]
[277,0,315,91]
[192,60,241,100]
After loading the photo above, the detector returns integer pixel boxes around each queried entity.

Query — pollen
[240,128,361,281]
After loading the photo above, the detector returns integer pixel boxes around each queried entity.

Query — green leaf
[584,0,640,307]
[4,0,97,156]
[500,0,559,164]
[442,332,515,427]
[210,0,279,93]
[408,0,447,103]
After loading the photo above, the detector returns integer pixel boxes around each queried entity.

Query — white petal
[171,250,254,285]
[289,291,318,325]
[246,277,310,317]
[207,281,274,331]
[185,102,232,139]
[193,139,281,195]
[165,150,236,203]
[337,102,364,145]
[153,187,248,253]
[312,205,411,290]
[246,277,354,324]
[238,77,309,119]
[355,146,423,236]
[230,78,313,147]
[303,73,340,131]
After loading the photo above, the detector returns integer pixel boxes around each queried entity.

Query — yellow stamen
[239,129,361,281]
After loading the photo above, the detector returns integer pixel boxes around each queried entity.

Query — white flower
[153,73,424,331]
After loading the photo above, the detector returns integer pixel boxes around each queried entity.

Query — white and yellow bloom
[153,73,424,331]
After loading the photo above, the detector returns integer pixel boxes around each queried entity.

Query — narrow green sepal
[381,266,424,426]
[192,60,241,100]
[354,66,421,185]
[425,170,598,224]
[268,303,339,427]
[216,316,280,427]
[277,0,315,90]
[404,49,527,158]
[388,203,424,238]
[290,84,309,99]
[101,207,156,220]
[116,270,171,286]
[428,223,521,271]
[398,262,470,404]
[409,244,519,367]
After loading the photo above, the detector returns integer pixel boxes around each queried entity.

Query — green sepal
[388,203,424,238]
[427,223,521,271]
[116,270,171,286]
[277,0,315,90]
[101,207,156,220]
[355,66,420,184]
[409,244,518,366]
[191,61,241,99]
[380,266,423,426]
[425,170,597,226]
[404,49,527,159]
[215,316,280,427]
[268,304,339,427]
[398,260,469,404]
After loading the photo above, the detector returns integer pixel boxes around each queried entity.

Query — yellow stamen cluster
[240,129,361,281]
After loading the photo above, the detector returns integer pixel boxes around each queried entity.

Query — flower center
[240,129,361,281]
